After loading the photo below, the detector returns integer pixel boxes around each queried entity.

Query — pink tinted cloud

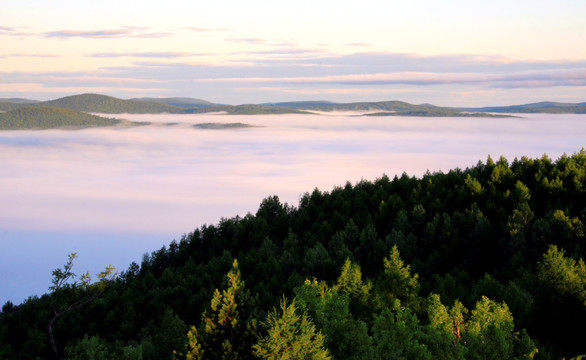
[197,69,586,89]
[90,51,200,58]
[2,112,585,234]
[3,53,59,58]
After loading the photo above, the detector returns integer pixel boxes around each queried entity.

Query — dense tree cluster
[1,150,585,359]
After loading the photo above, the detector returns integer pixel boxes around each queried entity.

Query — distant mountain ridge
[131,97,218,108]
[463,101,586,114]
[2,94,586,118]
[274,100,424,112]
[262,101,338,108]
[0,98,40,104]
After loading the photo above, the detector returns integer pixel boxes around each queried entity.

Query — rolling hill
[0,106,122,129]
[40,94,185,114]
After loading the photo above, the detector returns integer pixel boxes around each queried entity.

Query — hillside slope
[0,106,121,129]
[41,93,184,114]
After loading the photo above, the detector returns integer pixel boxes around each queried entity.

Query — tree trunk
[48,315,60,360]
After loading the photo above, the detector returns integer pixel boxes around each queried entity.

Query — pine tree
[253,298,330,360]
[376,245,421,310]
[181,260,258,360]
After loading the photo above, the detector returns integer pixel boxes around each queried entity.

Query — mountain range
[1,94,585,130]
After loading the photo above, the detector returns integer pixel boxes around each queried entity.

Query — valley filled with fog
[1,112,585,304]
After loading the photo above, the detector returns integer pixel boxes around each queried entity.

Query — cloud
[2,112,584,235]
[2,51,586,104]
[0,82,168,95]
[227,37,267,44]
[194,68,586,89]
[1,53,59,58]
[185,26,229,32]
[489,69,586,88]
[90,51,204,58]
[247,48,327,56]
[43,27,171,39]
[346,42,370,47]
[0,26,34,37]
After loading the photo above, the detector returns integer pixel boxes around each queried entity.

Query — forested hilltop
[41,94,186,114]
[0,106,121,129]
[1,151,585,360]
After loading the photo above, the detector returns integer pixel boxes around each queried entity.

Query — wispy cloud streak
[227,37,267,44]
[1,51,585,104]
[43,27,171,39]
[185,26,230,32]
[197,69,586,89]
[90,52,203,58]
[1,53,59,58]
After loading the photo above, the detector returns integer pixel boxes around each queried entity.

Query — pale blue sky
[1,0,585,105]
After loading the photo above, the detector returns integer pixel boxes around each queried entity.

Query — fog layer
[1,112,584,304]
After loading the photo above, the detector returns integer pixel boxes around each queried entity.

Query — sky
[1,0,585,106]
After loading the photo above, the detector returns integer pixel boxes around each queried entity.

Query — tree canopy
[1,150,585,359]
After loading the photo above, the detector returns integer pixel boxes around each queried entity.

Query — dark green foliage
[0,106,121,129]
[1,150,585,359]
[63,335,109,360]
[372,307,432,360]
[295,278,374,360]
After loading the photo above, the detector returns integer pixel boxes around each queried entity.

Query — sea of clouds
[1,112,585,304]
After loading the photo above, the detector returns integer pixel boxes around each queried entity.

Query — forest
[0,150,584,359]
[0,106,121,130]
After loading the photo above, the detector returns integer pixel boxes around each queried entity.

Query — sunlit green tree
[253,298,330,360]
